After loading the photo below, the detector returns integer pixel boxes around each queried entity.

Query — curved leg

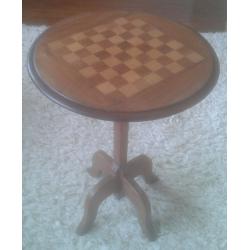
[87,150,116,177]
[76,175,118,235]
[125,155,158,184]
[122,177,157,241]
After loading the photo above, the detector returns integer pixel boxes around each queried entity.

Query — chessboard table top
[28,11,219,121]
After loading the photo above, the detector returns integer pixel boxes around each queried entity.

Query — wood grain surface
[28,11,219,121]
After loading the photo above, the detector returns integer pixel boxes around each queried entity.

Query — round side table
[28,11,219,241]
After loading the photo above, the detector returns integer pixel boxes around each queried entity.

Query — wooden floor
[22,0,226,32]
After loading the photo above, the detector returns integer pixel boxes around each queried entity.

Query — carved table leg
[77,121,158,240]
[122,176,156,241]
[125,155,158,184]
[76,175,118,235]
[87,150,115,177]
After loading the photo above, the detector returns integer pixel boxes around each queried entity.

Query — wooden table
[28,11,219,240]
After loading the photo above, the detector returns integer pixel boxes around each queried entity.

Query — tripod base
[76,150,158,241]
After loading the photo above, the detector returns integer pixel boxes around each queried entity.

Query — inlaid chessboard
[47,16,205,98]
[30,12,218,120]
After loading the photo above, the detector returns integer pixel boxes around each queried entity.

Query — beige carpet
[23,25,226,249]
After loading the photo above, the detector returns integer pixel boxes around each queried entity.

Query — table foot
[125,155,159,184]
[122,177,157,241]
[76,175,118,235]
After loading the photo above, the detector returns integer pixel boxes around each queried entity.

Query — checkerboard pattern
[48,17,205,98]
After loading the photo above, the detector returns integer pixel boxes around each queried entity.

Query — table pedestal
[76,122,158,240]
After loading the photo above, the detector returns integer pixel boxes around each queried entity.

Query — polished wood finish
[23,0,226,32]
[28,11,219,122]
[77,123,158,240]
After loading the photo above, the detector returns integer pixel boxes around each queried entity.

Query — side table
[28,11,219,240]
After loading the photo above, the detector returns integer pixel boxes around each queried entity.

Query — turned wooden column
[114,122,129,167]
[113,122,129,196]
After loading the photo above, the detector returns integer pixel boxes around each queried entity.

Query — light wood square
[100,68,118,80]
[166,40,184,50]
[186,51,204,63]
[144,73,163,85]
[86,44,103,53]
[96,82,116,94]
[124,58,142,69]
[122,70,140,83]
[126,47,143,57]
[119,83,140,97]
[131,19,146,27]
[79,67,97,78]
[134,79,153,91]
[62,53,80,63]
[130,28,144,36]
[148,29,164,38]
[94,25,107,33]
[145,60,163,71]
[106,46,123,55]
[166,51,184,61]
[103,57,121,67]
[133,80,148,91]
[71,32,86,41]
[109,35,124,44]
[67,42,84,52]
[166,62,184,73]
[127,37,144,46]
[148,38,164,48]
[48,41,63,50]
[147,49,162,59]
[90,34,105,43]
[112,26,127,34]
[82,55,99,65]
[115,17,129,25]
